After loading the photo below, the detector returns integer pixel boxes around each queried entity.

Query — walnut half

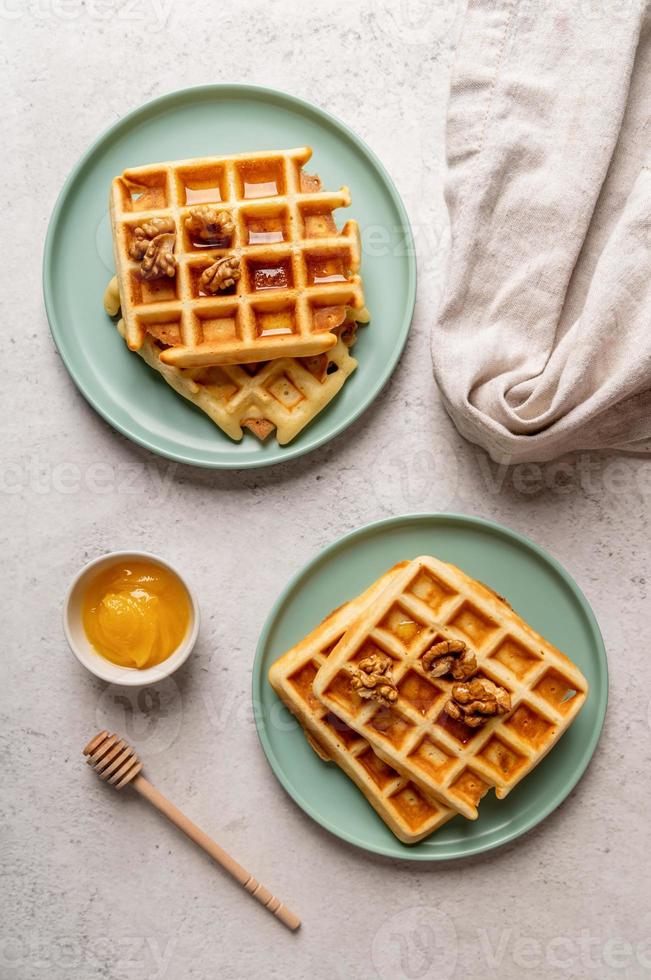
[140,232,177,281]
[185,206,234,245]
[444,678,511,729]
[200,256,241,295]
[350,654,398,705]
[128,217,177,281]
[129,217,176,260]
[422,639,477,681]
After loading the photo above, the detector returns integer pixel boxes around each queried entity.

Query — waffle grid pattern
[135,331,357,444]
[268,567,456,844]
[110,147,365,367]
[313,557,588,820]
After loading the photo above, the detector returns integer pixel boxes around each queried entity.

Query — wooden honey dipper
[83,731,300,932]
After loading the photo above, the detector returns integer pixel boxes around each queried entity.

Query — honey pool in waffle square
[109,147,367,367]
[268,565,455,844]
[312,556,588,821]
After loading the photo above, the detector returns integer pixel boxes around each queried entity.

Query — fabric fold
[433,0,651,462]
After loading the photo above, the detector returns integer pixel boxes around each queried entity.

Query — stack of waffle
[104,147,369,445]
[269,556,588,843]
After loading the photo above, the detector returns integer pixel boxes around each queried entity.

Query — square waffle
[268,563,456,844]
[313,556,588,821]
[124,317,358,445]
[109,147,366,367]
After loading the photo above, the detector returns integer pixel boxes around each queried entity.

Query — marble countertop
[3,2,649,978]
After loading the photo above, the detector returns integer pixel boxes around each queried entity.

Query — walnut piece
[350,654,398,705]
[444,678,511,728]
[129,217,176,260]
[185,206,234,244]
[140,233,177,280]
[200,256,241,294]
[422,638,477,681]
[300,170,322,192]
[242,418,275,441]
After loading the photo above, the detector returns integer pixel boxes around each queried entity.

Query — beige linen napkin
[433,0,651,462]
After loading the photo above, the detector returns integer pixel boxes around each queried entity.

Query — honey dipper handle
[132,775,300,931]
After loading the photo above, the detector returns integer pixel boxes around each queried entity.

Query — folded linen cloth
[433,0,651,462]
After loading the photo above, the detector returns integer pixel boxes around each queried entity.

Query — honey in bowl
[82,560,191,670]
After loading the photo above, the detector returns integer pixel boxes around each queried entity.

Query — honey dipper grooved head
[83,731,142,790]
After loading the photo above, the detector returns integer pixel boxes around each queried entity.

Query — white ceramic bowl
[63,551,200,685]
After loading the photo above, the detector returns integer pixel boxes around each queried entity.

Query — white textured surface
[2,3,650,979]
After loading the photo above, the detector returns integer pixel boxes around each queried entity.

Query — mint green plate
[253,514,608,860]
[43,85,415,468]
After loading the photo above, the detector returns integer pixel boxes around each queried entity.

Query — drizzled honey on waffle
[268,565,457,845]
[313,557,588,821]
[109,147,366,367]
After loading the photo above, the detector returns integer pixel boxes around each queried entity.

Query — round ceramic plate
[253,514,608,860]
[43,85,416,469]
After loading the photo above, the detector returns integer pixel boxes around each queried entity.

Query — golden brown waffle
[313,556,588,820]
[125,320,358,445]
[268,564,456,844]
[109,147,366,367]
